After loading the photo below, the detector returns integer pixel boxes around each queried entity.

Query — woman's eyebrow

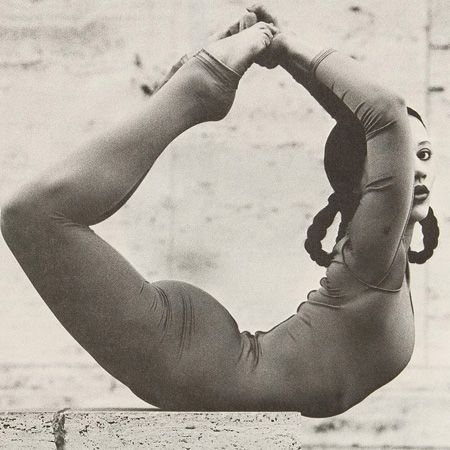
[418,140,432,147]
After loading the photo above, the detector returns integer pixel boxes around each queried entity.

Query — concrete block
[0,410,302,449]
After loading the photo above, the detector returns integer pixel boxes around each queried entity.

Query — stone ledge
[0,409,302,449]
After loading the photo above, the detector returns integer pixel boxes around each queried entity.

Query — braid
[305,194,340,267]
[335,192,360,244]
[408,207,440,264]
[312,107,430,269]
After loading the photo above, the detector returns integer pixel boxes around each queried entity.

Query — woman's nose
[415,165,427,181]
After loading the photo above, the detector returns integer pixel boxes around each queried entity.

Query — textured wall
[0,0,449,447]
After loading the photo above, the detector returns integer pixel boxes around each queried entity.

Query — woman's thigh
[5,215,162,387]
[5,213,244,407]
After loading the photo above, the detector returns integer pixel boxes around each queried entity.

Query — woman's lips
[414,185,429,203]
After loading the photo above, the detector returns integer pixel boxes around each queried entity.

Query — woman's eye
[417,149,432,161]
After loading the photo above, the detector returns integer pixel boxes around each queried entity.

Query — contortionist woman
[1,4,439,418]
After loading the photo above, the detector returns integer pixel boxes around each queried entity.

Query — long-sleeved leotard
[1,45,414,417]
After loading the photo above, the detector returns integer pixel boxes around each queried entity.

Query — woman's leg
[0,24,275,405]
[153,11,258,93]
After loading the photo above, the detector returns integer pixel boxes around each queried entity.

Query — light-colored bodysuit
[1,47,415,418]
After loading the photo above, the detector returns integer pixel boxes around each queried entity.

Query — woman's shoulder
[330,234,408,293]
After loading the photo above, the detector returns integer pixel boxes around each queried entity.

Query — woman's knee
[1,181,56,246]
[1,191,29,244]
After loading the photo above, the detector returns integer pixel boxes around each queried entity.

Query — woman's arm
[281,32,414,285]
[277,33,354,122]
[152,12,259,94]
[246,4,354,121]
[246,0,414,285]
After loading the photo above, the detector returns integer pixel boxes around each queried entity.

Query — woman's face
[409,115,435,223]
[358,115,435,223]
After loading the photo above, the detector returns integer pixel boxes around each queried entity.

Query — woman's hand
[246,3,290,69]
[219,3,289,69]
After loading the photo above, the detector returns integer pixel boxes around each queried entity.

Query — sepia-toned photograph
[1,1,449,448]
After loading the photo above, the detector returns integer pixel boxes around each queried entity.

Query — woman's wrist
[276,30,296,67]
[279,30,324,77]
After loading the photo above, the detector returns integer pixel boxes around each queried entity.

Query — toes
[266,23,279,34]
[239,12,257,31]
[256,21,277,32]
[256,24,276,47]
[256,21,277,40]
[212,12,276,44]
[246,3,279,26]
[263,32,274,47]
[224,11,257,38]
[262,34,272,48]
[227,20,241,37]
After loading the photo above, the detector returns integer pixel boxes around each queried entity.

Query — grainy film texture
[0,0,449,448]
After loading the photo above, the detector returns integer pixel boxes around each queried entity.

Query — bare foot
[205,22,278,75]
[208,11,258,41]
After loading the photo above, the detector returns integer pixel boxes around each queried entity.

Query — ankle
[189,50,240,121]
[196,49,241,87]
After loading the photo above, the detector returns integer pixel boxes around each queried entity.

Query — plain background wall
[1,0,449,447]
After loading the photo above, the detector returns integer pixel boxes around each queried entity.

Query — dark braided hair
[408,206,440,264]
[305,191,360,267]
[305,108,439,267]
[305,193,340,267]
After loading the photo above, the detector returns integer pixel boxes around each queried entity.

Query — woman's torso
[236,236,415,417]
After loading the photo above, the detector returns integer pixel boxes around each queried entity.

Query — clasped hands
[213,3,289,70]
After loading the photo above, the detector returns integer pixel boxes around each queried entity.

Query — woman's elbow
[378,88,405,116]
[365,87,406,129]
